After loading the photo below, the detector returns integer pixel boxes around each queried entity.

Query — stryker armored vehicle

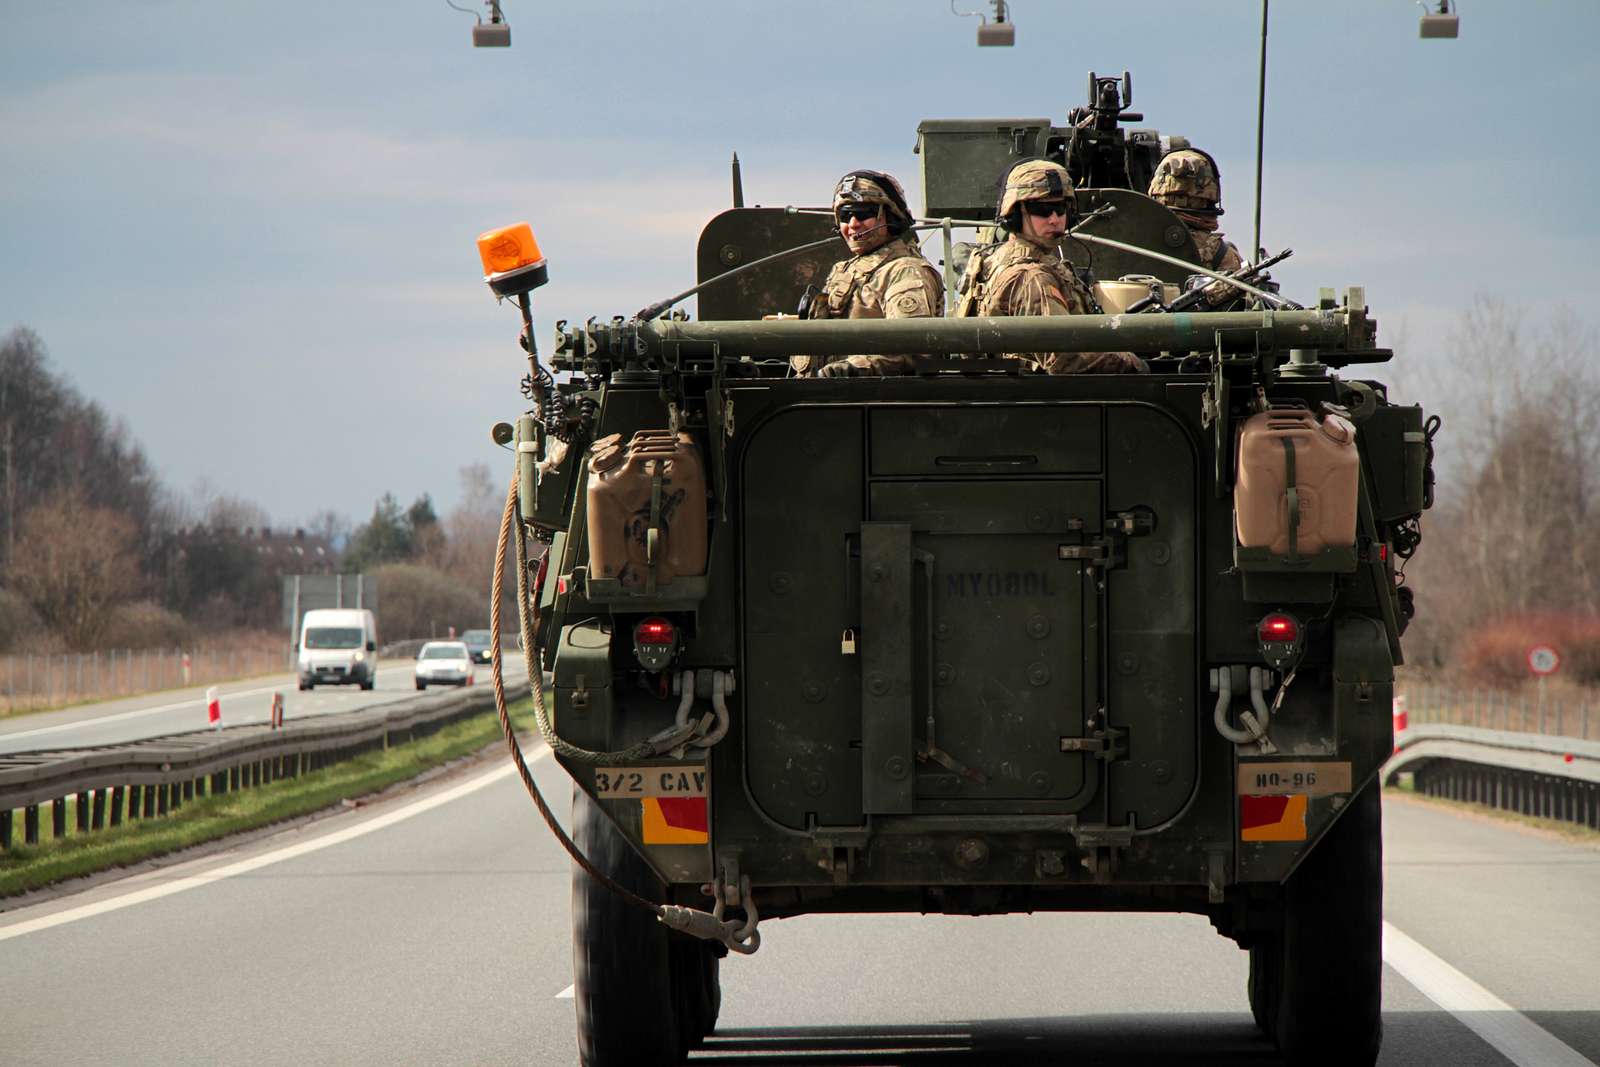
[479,73,1434,1067]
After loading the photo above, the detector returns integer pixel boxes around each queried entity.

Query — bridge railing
[1386,701,1600,832]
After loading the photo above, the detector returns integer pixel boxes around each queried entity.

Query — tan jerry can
[586,430,708,587]
[1234,408,1359,558]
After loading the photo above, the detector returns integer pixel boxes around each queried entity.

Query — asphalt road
[0,655,528,755]
[3,755,1597,1066]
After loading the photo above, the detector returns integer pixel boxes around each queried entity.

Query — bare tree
[305,508,351,549]
[11,488,141,649]
[441,462,503,598]
[1404,299,1600,663]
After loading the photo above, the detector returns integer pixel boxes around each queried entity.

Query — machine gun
[1126,247,1295,314]
[1062,70,1159,190]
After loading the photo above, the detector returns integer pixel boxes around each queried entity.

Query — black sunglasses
[836,204,883,224]
[1021,200,1072,219]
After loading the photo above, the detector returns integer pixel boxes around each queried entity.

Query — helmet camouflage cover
[832,171,912,225]
[1148,149,1223,215]
[998,159,1076,219]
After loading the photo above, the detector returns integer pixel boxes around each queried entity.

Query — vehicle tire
[670,932,721,1048]
[1271,780,1384,1066]
[1247,934,1281,1035]
[361,674,375,691]
[415,681,426,691]
[298,679,310,691]
[572,785,684,1067]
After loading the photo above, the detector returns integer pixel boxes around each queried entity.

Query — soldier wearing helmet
[954,159,1144,374]
[1148,148,1245,306]
[790,170,944,378]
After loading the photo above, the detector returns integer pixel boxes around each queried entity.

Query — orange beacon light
[476,222,549,298]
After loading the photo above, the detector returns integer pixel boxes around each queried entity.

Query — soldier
[955,159,1144,374]
[790,170,944,378]
[1147,148,1245,306]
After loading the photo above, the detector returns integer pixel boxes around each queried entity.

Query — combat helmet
[1148,148,1224,216]
[832,170,913,235]
[996,159,1076,232]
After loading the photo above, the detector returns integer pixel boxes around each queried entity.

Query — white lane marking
[0,744,552,942]
[1384,922,1597,1067]
[556,984,574,999]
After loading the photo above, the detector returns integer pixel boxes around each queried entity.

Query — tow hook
[668,669,734,755]
[1210,665,1280,754]
[660,873,761,955]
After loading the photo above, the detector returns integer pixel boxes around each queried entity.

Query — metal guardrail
[1384,722,1600,830]
[0,685,499,850]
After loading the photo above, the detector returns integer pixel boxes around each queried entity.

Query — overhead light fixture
[952,0,1015,47]
[448,0,511,47]
[1418,0,1459,38]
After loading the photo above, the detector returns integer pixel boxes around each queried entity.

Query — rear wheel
[1247,934,1281,1035]
[671,932,722,1049]
[415,680,426,690]
[572,786,683,1067]
[1257,780,1384,1065]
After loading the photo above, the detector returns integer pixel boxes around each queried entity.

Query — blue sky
[4,1,1596,523]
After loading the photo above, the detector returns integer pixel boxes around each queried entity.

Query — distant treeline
[0,327,507,652]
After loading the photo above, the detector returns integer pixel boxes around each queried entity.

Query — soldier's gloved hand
[1040,351,1149,375]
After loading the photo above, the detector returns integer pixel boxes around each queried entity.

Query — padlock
[840,628,857,655]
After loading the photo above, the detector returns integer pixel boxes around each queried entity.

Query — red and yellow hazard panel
[642,797,708,845]
[1240,794,1308,841]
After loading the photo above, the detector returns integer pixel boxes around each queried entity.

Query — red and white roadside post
[1528,644,1561,729]
[270,692,284,729]
[1392,693,1408,754]
[206,686,221,730]
[182,652,193,686]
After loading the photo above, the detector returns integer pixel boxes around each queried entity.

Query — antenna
[731,153,745,209]
[1251,0,1269,262]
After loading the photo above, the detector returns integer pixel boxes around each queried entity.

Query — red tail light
[1259,613,1299,643]
[633,616,678,672]
[635,617,676,646]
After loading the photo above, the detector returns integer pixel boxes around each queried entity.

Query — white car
[414,641,475,689]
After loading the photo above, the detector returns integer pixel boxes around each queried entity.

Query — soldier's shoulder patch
[890,291,928,316]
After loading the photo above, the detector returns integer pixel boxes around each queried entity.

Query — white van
[297,608,379,691]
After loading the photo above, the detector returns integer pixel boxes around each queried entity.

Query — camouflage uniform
[955,160,1145,375]
[1148,149,1245,306]
[791,171,944,378]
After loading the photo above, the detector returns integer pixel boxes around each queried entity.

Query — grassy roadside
[1,698,538,898]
